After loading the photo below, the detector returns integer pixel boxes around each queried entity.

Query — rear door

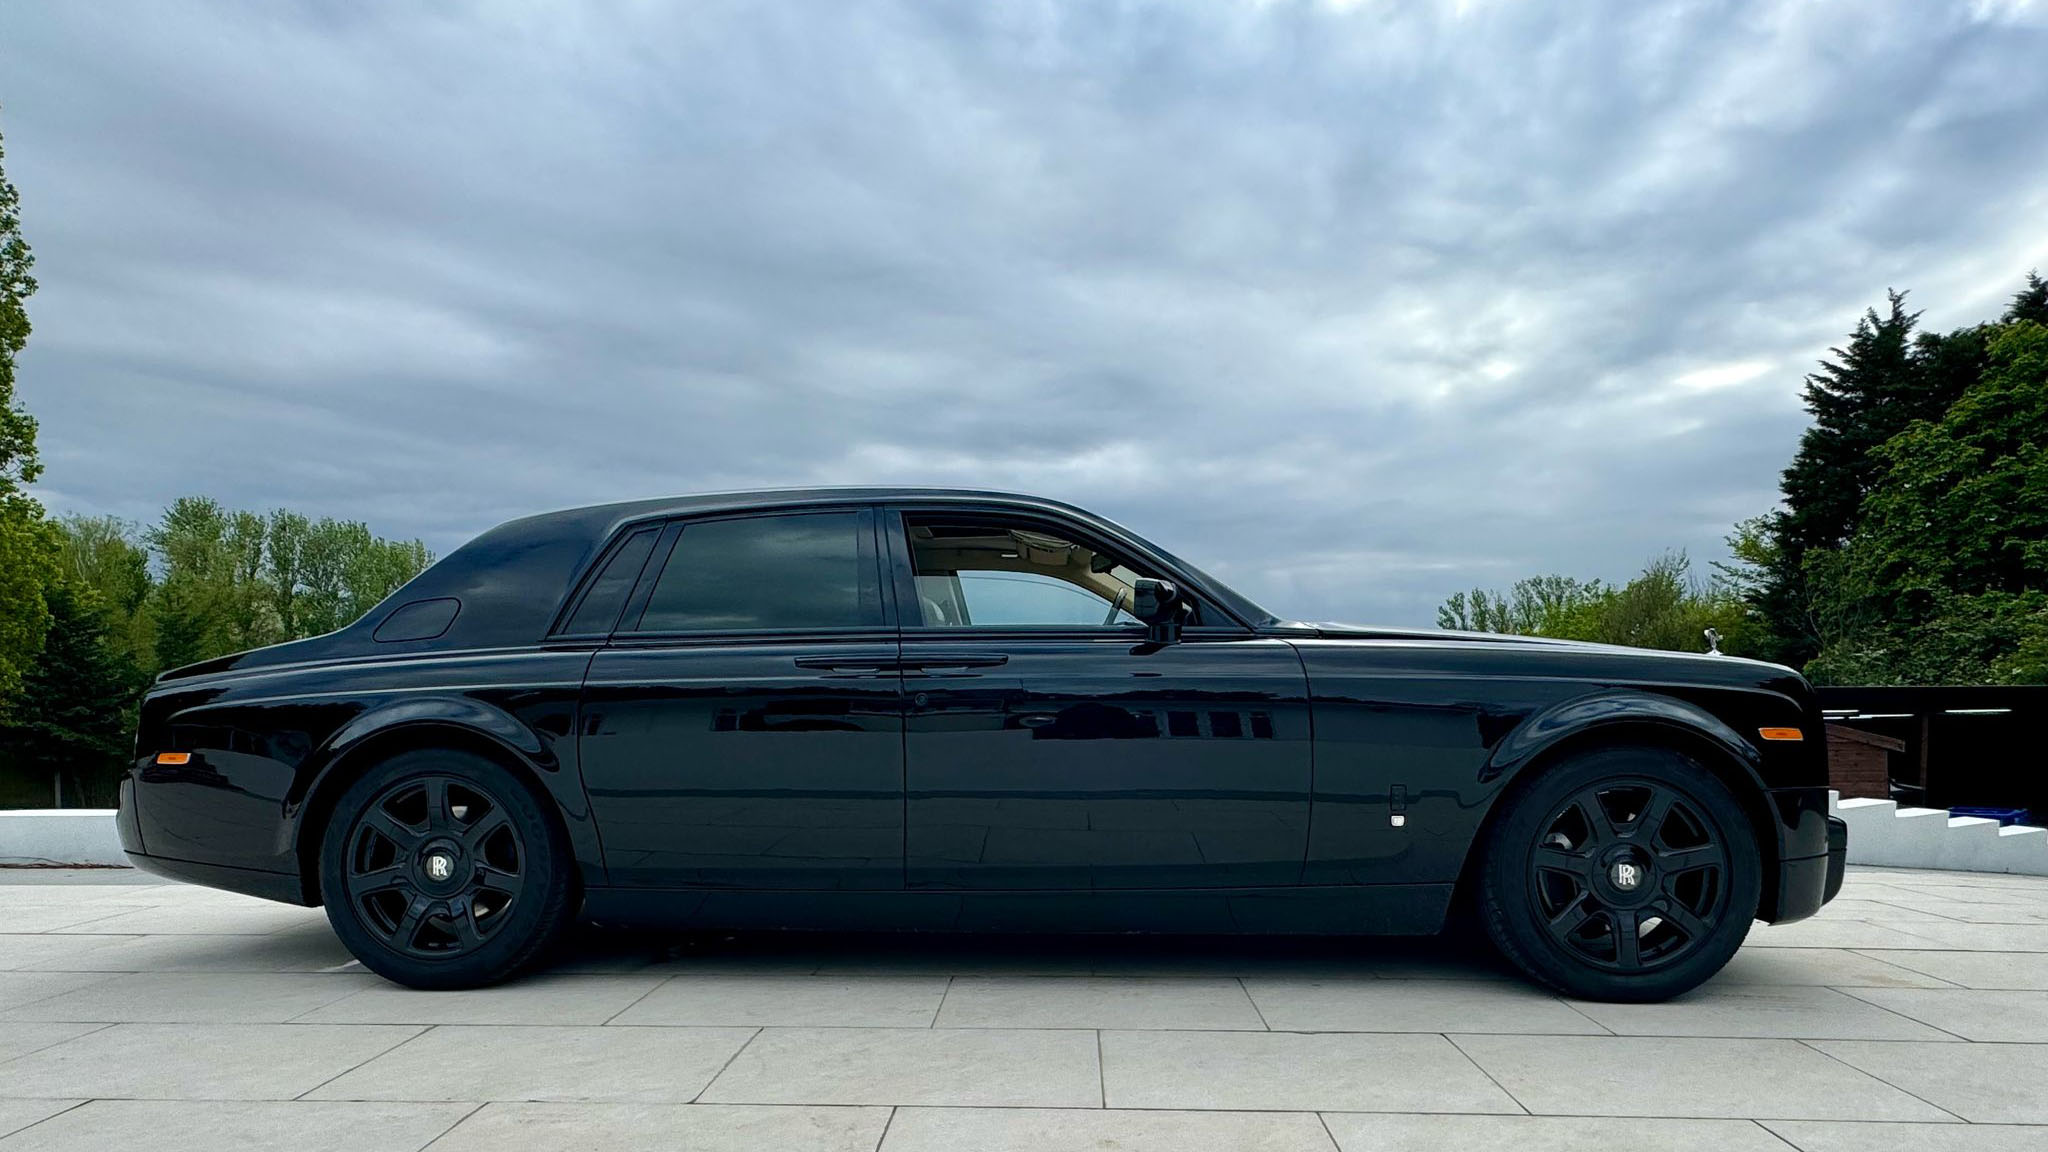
[576,507,906,889]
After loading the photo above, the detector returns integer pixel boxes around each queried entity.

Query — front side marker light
[1757,728,1804,742]
[154,751,192,765]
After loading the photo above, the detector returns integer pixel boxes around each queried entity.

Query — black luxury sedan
[120,488,1847,1000]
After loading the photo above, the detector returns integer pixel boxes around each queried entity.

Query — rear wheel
[319,749,575,989]
[1478,746,1760,1001]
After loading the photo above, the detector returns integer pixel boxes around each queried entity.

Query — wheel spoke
[1611,908,1643,969]
[1534,840,1590,878]
[421,777,452,832]
[1572,789,1619,848]
[1545,890,1596,941]
[444,896,485,949]
[390,895,431,949]
[474,860,521,892]
[361,807,424,852]
[1653,897,1712,941]
[460,808,511,855]
[1633,787,1676,843]
[351,863,410,894]
[1657,844,1721,874]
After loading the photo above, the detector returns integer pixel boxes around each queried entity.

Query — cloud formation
[4,0,2046,624]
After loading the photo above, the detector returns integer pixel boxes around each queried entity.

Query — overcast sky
[3,1,2045,625]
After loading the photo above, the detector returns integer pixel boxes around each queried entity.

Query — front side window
[638,512,880,632]
[904,517,1177,628]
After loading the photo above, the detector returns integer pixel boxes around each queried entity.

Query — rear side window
[636,511,881,633]
[562,527,659,635]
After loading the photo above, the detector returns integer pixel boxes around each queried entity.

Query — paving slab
[0,1023,423,1101]
[0,1022,106,1064]
[611,974,948,1028]
[1840,988,2048,1042]
[935,976,1267,1030]
[1811,1041,2048,1123]
[1866,923,2048,952]
[700,1027,1102,1107]
[0,1101,80,1143]
[0,1100,474,1152]
[0,971,380,1023]
[1243,976,1604,1034]
[46,904,326,936]
[0,905,151,933]
[1854,949,2048,990]
[0,971,112,1012]
[293,972,667,1025]
[882,1106,1339,1151]
[1763,1119,2048,1151]
[1450,1034,1956,1120]
[0,934,134,972]
[1321,1112,1792,1151]
[306,1024,758,1102]
[1564,984,1959,1040]
[17,926,357,973]
[1707,947,1957,988]
[1101,1030,1522,1113]
[422,1102,891,1152]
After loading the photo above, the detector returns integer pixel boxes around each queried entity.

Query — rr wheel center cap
[1610,859,1644,891]
[417,840,467,891]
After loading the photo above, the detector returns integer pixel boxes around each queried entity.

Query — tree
[2008,270,2048,328]
[1438,554,1743,656]
[54,515,154,669]
[0,113,54,706]
[1737,285,2013,667]
[1806,320,2048,684]
[0,581,144,806]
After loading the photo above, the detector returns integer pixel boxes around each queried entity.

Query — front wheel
[319,749,575,989]
[1478,746,1761,1002]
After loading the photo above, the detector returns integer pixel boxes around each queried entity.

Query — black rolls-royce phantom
[120,488,1846,1000]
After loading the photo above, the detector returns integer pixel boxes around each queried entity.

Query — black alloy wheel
[343,773,525,960]
[320,749,574,989]
[1479,746,1761,1001]
[1529,779,1731,973]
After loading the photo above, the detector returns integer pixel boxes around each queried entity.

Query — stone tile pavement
[1,865,2046,1149]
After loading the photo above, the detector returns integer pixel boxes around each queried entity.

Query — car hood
[1283,620,1802,679]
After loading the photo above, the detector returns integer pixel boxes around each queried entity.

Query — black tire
[1478,746,1761,1002]
[319,749,576,990]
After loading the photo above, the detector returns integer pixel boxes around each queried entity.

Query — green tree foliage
[0,117,55,707]
[1804,320,2048,684]
[1438,554,1745,655]
[144,497,433,670]
[0,581,144,807]
[54,515,154,669]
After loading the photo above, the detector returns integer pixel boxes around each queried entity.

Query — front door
[578,508,905,889]
[888,509,1312,890]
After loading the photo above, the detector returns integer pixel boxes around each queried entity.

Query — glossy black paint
[120,487,1837,936]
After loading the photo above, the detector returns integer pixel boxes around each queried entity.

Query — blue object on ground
[1949,805,2034,827]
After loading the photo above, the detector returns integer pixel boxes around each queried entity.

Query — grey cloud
[3,0,2046,625]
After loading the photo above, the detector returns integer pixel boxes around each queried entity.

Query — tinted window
[638,512,879,632]
[563,528,657,635]
[906,519,1156,628]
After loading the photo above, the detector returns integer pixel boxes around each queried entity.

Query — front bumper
[1760,785,1848,924]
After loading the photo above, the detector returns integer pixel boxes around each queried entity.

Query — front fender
[1482,688,1767,791]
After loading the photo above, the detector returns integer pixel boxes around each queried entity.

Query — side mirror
[1130,577,1182,644]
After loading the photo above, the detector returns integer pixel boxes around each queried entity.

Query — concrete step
[1828,790,2048,875]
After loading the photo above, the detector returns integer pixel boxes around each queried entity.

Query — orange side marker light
[1757,728,1804,742]
[154,751,192,765]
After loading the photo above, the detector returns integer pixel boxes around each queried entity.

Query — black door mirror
[1130,577,1182,644]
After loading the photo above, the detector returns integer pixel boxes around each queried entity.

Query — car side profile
[119,488,1847,1001]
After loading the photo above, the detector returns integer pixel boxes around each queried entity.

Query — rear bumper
[124,849,312,906]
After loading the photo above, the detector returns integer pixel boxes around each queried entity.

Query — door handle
[900,654,1009,671]
[792,655,898,672]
